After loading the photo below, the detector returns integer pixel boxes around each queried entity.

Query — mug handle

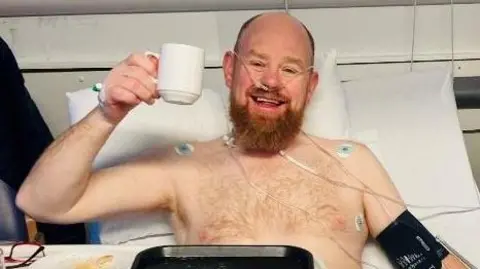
[144,51,160,84]
[145,51,160,59]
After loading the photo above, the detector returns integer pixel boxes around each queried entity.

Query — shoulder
[308,136,386,183]
[135,137,226,161]
[308,136,376,162]
[133,137,229,173]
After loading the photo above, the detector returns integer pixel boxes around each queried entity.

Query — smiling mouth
[250,96,287,108]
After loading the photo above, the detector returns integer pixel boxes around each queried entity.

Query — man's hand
[442,254,471,269]
[15,52,174,224]
[101,52,160,123]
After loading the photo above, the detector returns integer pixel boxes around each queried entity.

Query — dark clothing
[0,36,86,244]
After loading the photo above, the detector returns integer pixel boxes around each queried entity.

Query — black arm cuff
[375,210,449,269]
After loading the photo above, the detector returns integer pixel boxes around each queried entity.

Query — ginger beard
[229,85,307,153]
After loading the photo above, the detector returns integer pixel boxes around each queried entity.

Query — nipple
[175,143,194,156]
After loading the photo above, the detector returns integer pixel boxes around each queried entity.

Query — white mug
[148,43,205,105]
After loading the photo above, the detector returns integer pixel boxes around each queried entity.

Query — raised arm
[15,52,176,224]
[355,144,469,269]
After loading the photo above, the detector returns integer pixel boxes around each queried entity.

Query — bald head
[234,12,315,65]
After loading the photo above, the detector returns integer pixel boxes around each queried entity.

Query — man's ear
[223,51,235,90]
[306,70,319,104]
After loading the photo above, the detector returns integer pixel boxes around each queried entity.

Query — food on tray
[74,255,114,269]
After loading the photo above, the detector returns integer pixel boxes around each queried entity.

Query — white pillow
[344,67,480,268]
[67,88,229,169]
[302,49,350,139]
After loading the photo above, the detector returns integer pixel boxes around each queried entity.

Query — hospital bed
[66,50,480,269]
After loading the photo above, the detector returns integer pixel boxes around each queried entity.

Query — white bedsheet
[344,67,480,268]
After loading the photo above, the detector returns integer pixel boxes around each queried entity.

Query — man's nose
[259,67,281,89]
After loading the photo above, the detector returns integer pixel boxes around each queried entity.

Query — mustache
[249,86,289,102]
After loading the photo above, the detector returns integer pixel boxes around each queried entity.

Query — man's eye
[249,61,265,67]
[283,67,299,74]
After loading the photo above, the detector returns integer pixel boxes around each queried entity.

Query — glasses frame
[4,242,45,269]
[229,50,315,91]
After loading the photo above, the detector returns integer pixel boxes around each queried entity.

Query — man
[16,12,468,268]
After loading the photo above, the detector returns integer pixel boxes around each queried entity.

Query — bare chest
[178,154,367,243]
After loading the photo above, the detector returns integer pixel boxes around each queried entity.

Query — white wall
[1,4,479,180]
[2,0,480,17]
[3,4,480,70]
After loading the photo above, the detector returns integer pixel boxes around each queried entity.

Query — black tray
[130,245,315,269]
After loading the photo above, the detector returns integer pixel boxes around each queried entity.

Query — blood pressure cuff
[375,210,449,269]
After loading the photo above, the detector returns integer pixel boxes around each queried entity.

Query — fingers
[101,51,161,112]
[125,52,159,78]
[109,74,157,105]
[108,85,142,106]
[123,65,159,98]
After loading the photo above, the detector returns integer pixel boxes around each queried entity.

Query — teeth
[256,97,280,104]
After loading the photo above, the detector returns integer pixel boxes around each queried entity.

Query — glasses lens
[234,53,310,89]
[10,244,44,262]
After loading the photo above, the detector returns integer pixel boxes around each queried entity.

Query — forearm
[16,107,117,221]
[442,254,471,269]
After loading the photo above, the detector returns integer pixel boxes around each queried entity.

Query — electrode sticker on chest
[337,143,354,159]
[175,143,194,156]
[354,215,365,232]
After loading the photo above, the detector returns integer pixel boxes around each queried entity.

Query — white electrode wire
[300,131,480,213]
[279,148,396,220]
[449,0,480,207]
[226,129,445,269]
[226,148,383,269]
[408,0,480,212]
[284,0,290,14]
[282,138,480,221]
[410,0,417,72]
[227,143,471,269]
[446,0,480,208]
[231,51,269,91]
[450,0,456,78]
[412,1,458,79]
[223,41,479,268]
[224,128,475,269]
[280,144,464,269]
[226,55,480,214]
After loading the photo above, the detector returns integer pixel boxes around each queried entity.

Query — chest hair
[193,151,364,242]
